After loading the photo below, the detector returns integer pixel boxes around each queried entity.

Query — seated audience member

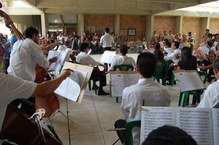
[0,46,72,132]
[142,125,197,145]
[164,41,181,65]
[164,41,181,84]
[115,52,171,145]
[76,42,109,95]
[109,44,136,71]
[198,58,219,108]
[153,43,164,60]
[198,50,216,82]
[178,47,197,70]
[198,41,213,57]
[163,41,173,55]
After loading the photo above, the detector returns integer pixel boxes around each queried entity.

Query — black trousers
[90,68,107,90]
[103,47,112,51]
[114,119,127,144]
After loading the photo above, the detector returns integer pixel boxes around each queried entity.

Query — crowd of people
[1,26,219,145]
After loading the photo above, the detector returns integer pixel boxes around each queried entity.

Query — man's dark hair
[142,125,197,145]
[154,43,161,50]
[119,45,128,56]
[213,59,219,71]
[137,52,156,78]
[173,41,180,49]
[166,41,171,48]
[207,41,213,48]
[105,27,110,33]
[23,27,39,38]
[80,42,89,51]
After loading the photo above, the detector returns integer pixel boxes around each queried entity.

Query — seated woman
[178,47,197,70]
[109,45,136,71]
[178,47,198,105]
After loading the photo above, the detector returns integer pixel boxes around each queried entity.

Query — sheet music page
[111,73,138,97]
[100,51,116,64]
[174,71,206,92]
[54,70,87,102]
[176,108,213,145]
[111,74,126,96]
[47,50,60,70]
[212,108,219,145]
[140,107,176,144]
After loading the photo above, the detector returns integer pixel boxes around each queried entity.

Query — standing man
[100,27,115,51]
[7,27,57,82]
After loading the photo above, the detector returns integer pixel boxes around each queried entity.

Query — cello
[0,3,59,117]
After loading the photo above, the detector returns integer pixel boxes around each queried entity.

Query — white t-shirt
[110,55,136,70]
[100,33,114,48]
[0,73,37,130]
[76,52,100,67]
[8,39,49,81]
[198,80,219,108]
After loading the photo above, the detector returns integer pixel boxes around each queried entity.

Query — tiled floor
[45,54,183,145]
[47,82,180,145]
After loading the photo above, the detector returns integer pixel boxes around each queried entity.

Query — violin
[0,3,59,117]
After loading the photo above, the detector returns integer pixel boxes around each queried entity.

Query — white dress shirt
[121,78,171,145]
[7,39,49,81]
[110,55,136,70]
[100,33,114,48]
[198,79,219,108]
[76,51,101,67]
[0,73,36,130]
[164,49,181,65]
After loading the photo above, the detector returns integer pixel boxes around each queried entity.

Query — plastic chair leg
[178,92,183,106]
[182,92,190,107]
[116,97,120,103]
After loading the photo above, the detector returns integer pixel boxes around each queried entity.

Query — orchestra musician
[0,45,73,133]
[7,27,58,82]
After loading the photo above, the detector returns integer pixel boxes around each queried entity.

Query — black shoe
[92,85,99,90]
[98,90,109,95]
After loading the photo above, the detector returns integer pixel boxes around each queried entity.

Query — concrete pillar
[146,15,154,44]
[40,13,46,36]
[114,14,120,37]
[201,17,210,36]
[77,14,84,41]
[176,16,183,34]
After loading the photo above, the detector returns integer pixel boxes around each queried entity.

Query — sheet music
[140,107,176,144]
[100,51,116,64]
[47,50,60,70]
[176,108,213,145]
[174,71,206,92]
[111,73,138,97]
[212,109,219,145]
[54,70,87,102]
[47,48,72,73]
